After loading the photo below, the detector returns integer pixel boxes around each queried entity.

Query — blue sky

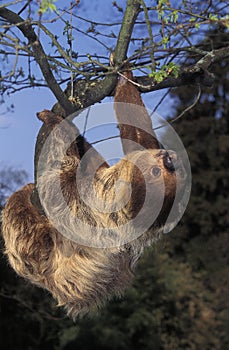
[0,87,56,181]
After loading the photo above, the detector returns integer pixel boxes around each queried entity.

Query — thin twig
[139,0,156,71]
[153,85,201,131]
[83,106,91,137]
[117,70,150,89]
[92,134,119,145]
[151,89,171,114]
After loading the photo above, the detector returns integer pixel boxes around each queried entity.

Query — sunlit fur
[2,111,186,318]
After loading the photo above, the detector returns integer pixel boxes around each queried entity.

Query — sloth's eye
[151,166,161,177]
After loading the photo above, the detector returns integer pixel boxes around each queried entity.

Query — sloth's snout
[156,150,186,179]
[163,151,187,179]
[163,151,177,172]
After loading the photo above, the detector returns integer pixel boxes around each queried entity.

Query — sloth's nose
[163,151,177,172]
[163,151,187,179]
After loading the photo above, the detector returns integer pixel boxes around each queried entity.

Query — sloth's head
[86,148,187,243]
[115,148,186,219]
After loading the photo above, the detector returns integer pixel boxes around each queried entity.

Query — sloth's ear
[114,70,159,154]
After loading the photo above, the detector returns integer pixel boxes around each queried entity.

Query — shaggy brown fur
[2,74,187,318]
[114,70,159,153]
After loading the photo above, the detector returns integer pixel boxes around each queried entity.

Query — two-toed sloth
[2,74,187,318]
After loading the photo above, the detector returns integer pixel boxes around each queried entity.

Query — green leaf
[38,0,57,14]
[209,13,218,21]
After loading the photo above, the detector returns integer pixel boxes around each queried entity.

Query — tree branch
[0,7,75,116]
[113,0,140,66]
[0,2,141,117]
[56,44,227,114]
[1,5,228,117]
[136,45,229,92]
[136,68,215,93]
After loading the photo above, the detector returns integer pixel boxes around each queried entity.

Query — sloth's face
[119,148,187,190]
[131,148,186,181]
[111,149,187,229]
[139,149,187,198]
